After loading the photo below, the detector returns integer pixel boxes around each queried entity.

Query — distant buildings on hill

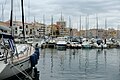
[0,20,120,39]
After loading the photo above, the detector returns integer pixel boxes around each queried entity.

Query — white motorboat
[82,38,92,49]
[70,37,81,49]
[27,38,34,44]
[32,38,46,48]
[56,37,67,49]
[92,38,108,49]
[106,38,118,48]
[47,37,56,48]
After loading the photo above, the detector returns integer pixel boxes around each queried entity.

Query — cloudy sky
[0,0,120,30]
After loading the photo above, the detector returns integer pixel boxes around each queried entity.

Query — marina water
[12,48,120,80]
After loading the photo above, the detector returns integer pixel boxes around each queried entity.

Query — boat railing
[18,47,29,55]
[0,43,9,63]
[0,34,20,63]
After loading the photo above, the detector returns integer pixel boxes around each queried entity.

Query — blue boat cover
[0,33,14,39]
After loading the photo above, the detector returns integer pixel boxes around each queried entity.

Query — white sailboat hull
[0,43,39,80]
[56,41,67,49]
[0,57,31,80]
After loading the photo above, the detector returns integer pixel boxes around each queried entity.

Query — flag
[8,39,15,53]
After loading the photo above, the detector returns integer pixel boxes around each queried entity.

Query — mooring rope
[11,68,22,80]
[11,63,33,80]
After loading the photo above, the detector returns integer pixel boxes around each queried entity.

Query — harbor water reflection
[37,48,120,80]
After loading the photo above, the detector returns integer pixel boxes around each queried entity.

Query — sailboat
[81,15,92,49]
[47,15,56,48]
[0,0,39,80]
[92,17,108,49]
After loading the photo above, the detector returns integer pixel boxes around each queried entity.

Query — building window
[13,24,16,26]
[4,30,7,33]
[26,25,28,28]
[15,31,17,34]
[26,31,28,35]
[19,26,22,29]
[30,29,32,34]
[15,28,17,30]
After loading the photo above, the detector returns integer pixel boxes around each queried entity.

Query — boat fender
[35,51,40,59]
[35,48,39,52]
[30,55,36,67]
[35,50,40,54]
[35,48,40,53]
[32,67,39,80]
[35,52,39,60]
[34,67,37,77]
[33,53,38,65]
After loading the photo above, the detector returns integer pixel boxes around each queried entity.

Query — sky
[0,0,120,30]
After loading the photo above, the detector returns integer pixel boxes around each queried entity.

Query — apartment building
[0,21,10,34]
[56,20,66,36]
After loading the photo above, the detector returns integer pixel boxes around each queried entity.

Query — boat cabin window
[28,38,33,41]
[19,26,22,29]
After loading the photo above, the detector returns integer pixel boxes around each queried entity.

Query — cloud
[0,0,120,29]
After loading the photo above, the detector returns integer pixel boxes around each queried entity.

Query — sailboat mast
[21,0,25,39]
[85,15,88,38]
[34,16,36,38]
[105,18,107,39]
[43,15,45,24]
[96,15,99,38]
[69,16,71,37]
[43,15,45,36]
[10,0,13,36]
[51,15,53,36]
[105,18,107,29]
[79,15,81,36]
[28,0,30,22]
[61,12,63,21]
